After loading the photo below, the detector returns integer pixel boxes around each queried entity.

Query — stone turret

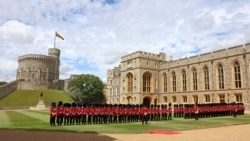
[16,48,61,90]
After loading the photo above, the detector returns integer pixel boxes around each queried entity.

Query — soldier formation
[173,102,245,119]
[50,101,245,126]
[49,102,173,126]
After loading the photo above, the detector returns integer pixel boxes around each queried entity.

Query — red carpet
[148,130,181,135]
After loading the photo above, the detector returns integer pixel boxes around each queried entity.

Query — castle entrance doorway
[143,97,151,106]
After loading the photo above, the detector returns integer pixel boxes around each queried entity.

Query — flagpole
[54,31,56,48]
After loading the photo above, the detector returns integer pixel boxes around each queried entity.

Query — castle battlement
[121,51,166,62]
[164,43,250,68]
[18,54,56,62]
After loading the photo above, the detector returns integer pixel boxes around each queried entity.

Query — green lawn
[0,90,73,108]
[0,110,250,134]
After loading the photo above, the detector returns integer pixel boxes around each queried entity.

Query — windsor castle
[105,43,250,110]
[1,43,250,110]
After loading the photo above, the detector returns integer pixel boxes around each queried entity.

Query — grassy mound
[0,89,73,108]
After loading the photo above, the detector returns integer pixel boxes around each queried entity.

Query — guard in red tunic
[167,103,172,120]
[82,104,87,124]
[194,102,199,120]
[50,102,57,126]
[87,105,94,124]
[63,103,70,125]
[231,102,237,118]
[56,101,64,126]
[141,105,149,124]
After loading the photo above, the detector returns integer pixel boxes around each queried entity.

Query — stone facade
[16,48,64,90]
[105,43,250,110]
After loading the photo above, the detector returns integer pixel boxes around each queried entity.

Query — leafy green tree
[67,74,105,104]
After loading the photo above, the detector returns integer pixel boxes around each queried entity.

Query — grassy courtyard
[0,110,250,134]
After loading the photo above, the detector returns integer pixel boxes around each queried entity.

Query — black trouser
[142,115,148,124]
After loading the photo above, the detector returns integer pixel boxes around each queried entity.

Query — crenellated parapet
[121,51,166,62]
[164,43,250,68]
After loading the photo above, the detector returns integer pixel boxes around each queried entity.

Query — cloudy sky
[1,0,250,83]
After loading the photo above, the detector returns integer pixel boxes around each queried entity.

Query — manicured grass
[0,90,73,108]
[0,110,250,134]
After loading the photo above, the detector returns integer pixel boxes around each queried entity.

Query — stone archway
[143,97,151,106]
[126,96,133,104]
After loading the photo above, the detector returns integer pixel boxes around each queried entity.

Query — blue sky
[1,0,250,82]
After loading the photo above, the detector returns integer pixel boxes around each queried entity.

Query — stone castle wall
[0,80,19,99]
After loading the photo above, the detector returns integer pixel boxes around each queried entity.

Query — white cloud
[0,0,250,82]
[0,20,35,45]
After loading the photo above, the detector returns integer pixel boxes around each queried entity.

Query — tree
[67,74,105,104]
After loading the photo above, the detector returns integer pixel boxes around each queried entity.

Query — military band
[50,102,245,126]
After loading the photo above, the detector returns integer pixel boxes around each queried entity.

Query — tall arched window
[127,73,133,92]
[234,61,241,88]
[204,66,210,90]
[143,72,151,92]
[172,72,176,92]
[192,68,198,91]
[182,70,187,91]
[218,64,224,89]
[163,73,167,92]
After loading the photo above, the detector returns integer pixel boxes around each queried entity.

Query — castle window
[218,64,224,89]
[163,73,167,92]
[192,68,198,91]
[163,96,168,102]
[182,70,187,91]
[182,96,187,103]
[110,88,112,96]
[143,72,151,92]
[127,73,133,92]
[127,61,131,68]
[172,72,176,92]
[193,95,198,103]
[219,94,225,103]
[234,61,241,88]
[204,66,210,90]
[204,95,210,102]
[172,96,176,103]
[235,94,242,102]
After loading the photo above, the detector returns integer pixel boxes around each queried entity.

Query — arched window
[143,72,151,92]
[127,73,133,92]
[192,68,198,91]
[218,64,224,89]
[163,73,167,92]
[182,70,187,91]
[172,72,176,92]
[234,61,241,88]
[204,66,210,90]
